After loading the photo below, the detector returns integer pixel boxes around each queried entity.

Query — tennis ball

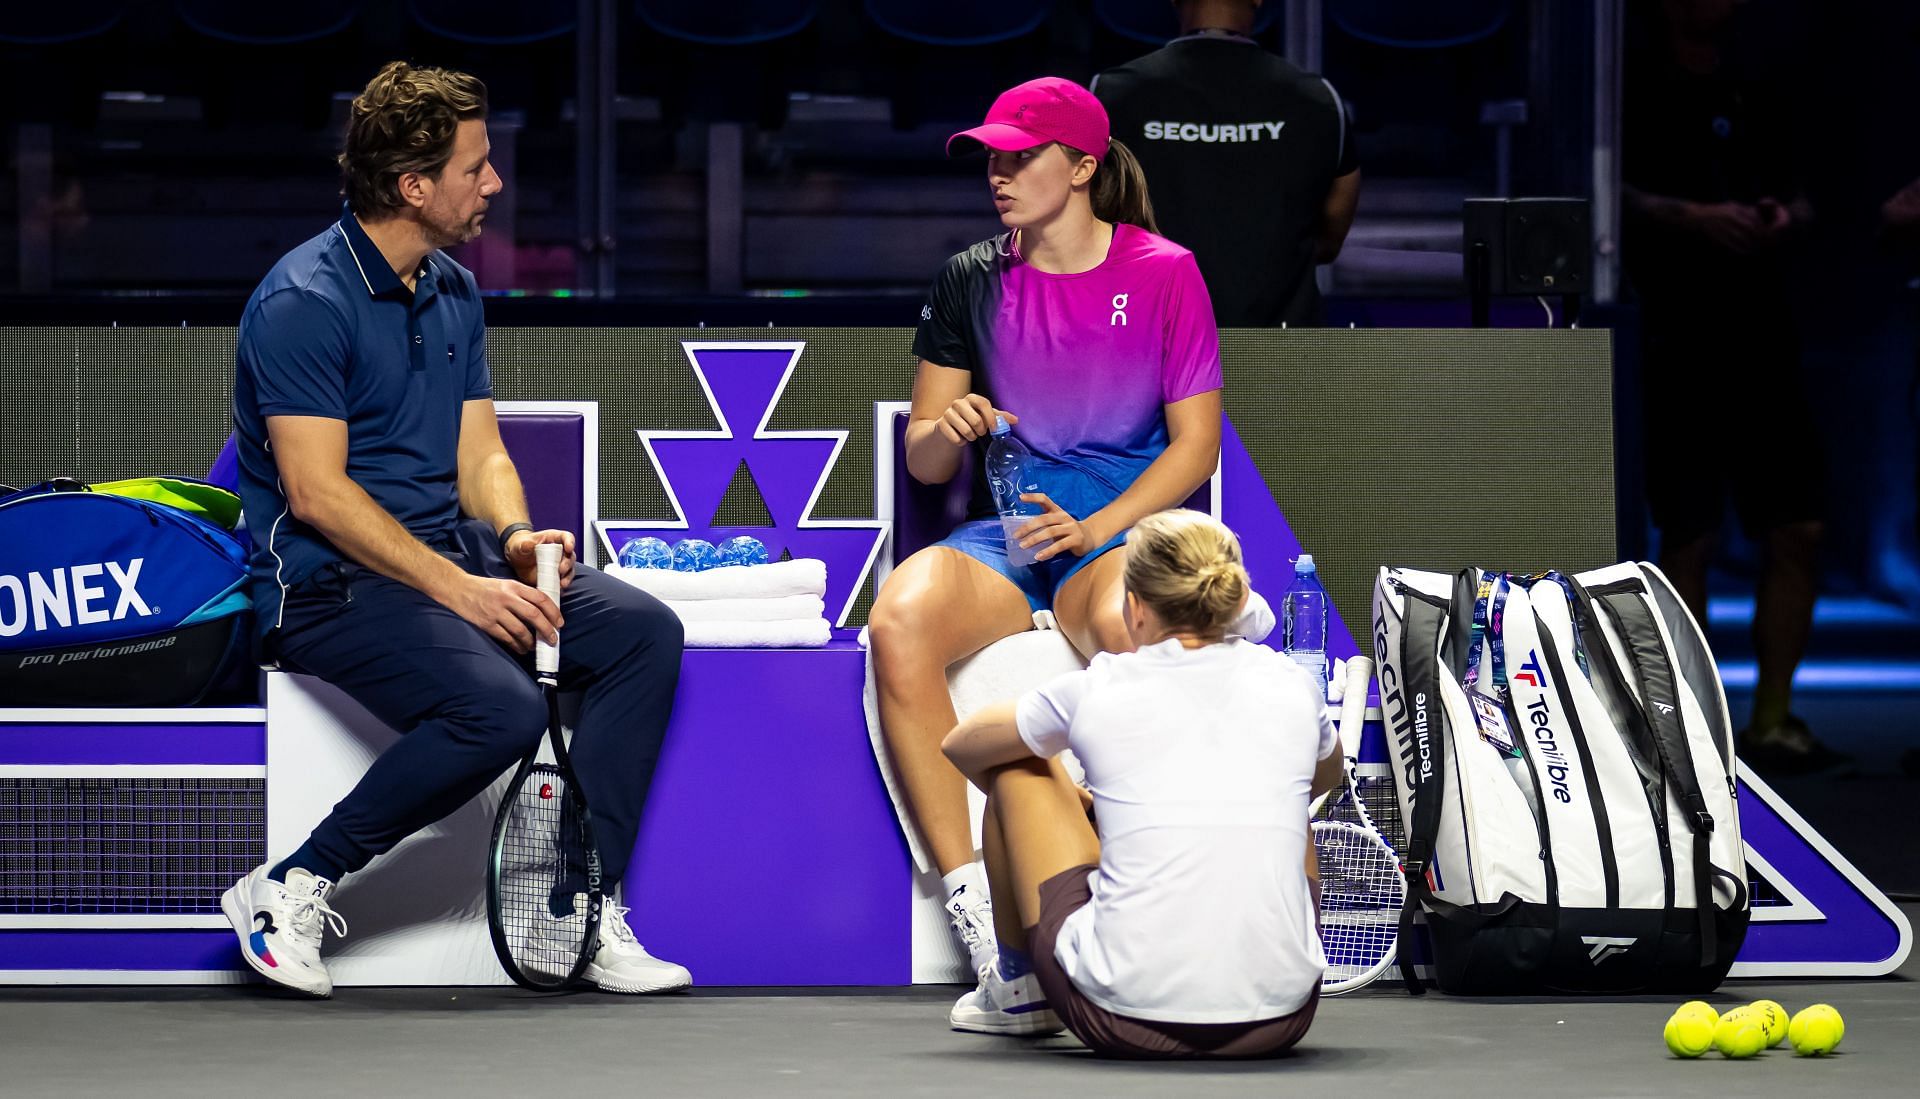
[1675,1000,1720,1026]
[1788,1004,1844,1057]
[1664,1011,1715,1058]
[1748,999,1788,1048]
[1713,1012,1767,1059]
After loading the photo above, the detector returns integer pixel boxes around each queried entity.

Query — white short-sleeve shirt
[1017,637,1337,1024]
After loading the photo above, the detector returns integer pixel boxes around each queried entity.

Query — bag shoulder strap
[1581,574,1721,964]
[1390,570,1473,994]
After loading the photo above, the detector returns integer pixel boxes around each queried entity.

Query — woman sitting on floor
[941,509,1339,1058]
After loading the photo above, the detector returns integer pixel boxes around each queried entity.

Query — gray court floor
[2,906,1914,1098]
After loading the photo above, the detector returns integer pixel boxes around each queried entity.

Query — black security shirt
[1096,35,1357,327]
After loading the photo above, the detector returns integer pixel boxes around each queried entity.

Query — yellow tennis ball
[1713,1013,1766,1059]
[1675,1000,1720,1026]
[1748,999,1788,1048]
[1664,1011,1715,1058]
[1788,1004,1843,1056]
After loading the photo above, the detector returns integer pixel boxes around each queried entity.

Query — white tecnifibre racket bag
[1372,563,1748,994]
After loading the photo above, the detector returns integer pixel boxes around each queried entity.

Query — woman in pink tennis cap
[868,75,1229,1028]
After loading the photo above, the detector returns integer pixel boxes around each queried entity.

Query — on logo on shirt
[1111,293,1129,327]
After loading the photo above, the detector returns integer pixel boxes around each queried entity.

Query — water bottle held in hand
[985,415,1046,568]
[1283,553,1330,701]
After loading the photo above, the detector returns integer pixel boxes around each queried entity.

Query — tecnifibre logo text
[0,558,156,638]
[1376,601,1432,790]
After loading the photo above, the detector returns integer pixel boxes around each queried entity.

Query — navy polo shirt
[232,204,491,639]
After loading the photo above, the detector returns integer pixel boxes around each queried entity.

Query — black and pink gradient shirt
[912,223,1223,520]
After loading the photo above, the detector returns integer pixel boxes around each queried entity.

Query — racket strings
[496,763,595,984]
[1314,822,1405,987]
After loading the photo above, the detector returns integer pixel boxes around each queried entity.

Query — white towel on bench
[665,595,825,623]
[608,557,827,601]
[683,618,832,649]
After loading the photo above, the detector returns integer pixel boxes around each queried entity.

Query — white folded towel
[608,557,827,601]
[664,595,825,623]
[683,618,832,649]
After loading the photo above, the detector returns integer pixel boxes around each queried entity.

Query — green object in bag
[93,477,243,530]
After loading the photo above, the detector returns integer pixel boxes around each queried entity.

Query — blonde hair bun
[1123,509,1250,639]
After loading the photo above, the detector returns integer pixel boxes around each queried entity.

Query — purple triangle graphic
[1732,768,1911,970]
[1218,415,1361,663]
[608,342,885,626]
[740,437,840,523]
[651,439,742,525]
[694,347,795,434]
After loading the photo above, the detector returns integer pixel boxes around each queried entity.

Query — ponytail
[1061,138,1160,236]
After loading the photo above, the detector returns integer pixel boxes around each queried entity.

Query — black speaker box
[1464,197,1591,295]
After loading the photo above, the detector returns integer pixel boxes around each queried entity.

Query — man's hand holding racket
[504,528,577,590]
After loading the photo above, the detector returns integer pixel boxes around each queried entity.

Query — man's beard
[424,211,483,249]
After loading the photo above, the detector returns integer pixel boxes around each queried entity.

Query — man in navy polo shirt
[221,62,688,997]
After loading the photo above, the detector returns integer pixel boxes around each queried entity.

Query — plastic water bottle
[715,535,769,567]
[1283,553,1330,701]
[618,536,674,570]
[985,416,1045,568]
[670,538,718,572]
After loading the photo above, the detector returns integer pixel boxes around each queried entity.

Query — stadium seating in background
[405,1,577,122]
[862,1,1058,129]
[172,2,367,128]
[1326,0,1513,49]
[629,0,819,126]
[0,3,129,126]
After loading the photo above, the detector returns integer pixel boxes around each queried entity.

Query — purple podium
[625,636,912,985]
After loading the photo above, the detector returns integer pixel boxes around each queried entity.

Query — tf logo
[1513,650,1547,690]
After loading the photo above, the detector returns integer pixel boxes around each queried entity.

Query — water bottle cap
[1295,553,1316,573]
[991,415,1011,435]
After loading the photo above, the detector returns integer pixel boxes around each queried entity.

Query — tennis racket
[1312,655,1406,995]
[487,542,604,991]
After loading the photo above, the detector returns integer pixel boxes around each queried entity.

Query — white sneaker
[584,899,692,994]
[944,883,998,975]
[220,864,347,998]
[950,962,1063,1036]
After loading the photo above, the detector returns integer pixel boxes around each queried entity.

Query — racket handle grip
[1336,655,1374,759]
[535,542,562,677]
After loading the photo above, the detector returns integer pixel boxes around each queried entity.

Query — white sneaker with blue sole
[220,864,347,998]
[950,962,1063,1036]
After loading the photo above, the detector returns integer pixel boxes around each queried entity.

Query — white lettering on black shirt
[1141,120,1287,143]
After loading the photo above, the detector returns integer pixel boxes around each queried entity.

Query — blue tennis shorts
[932,458,1132,614]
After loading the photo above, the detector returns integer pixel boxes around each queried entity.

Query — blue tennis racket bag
[0,481,251,706]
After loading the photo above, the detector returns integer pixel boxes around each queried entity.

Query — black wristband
[498,522,534,552]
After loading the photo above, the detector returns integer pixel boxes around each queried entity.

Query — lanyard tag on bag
[1463,572,1511,696]
[1467,689,1516,753]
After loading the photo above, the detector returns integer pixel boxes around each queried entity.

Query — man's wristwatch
[498,522,534,553]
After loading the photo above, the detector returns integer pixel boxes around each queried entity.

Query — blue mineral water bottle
[985,416,1045,568]
[715,535,769,567]
[1282,553,1330,701]
[670,538,718,572]
[618,536,674,569]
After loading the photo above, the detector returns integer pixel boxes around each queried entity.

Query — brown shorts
[1027,864,1319,1060]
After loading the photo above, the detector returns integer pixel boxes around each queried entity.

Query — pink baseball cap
[947,76,1111,161]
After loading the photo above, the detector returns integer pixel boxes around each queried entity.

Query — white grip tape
[535,542,562,676]
[1336,655,1374,760]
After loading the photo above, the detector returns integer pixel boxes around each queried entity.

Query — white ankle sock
[941,862,987,906]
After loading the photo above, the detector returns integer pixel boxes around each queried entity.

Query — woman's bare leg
[1051,548,1133,660]
[869,547,1034,874]
[982,757,1101,930]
